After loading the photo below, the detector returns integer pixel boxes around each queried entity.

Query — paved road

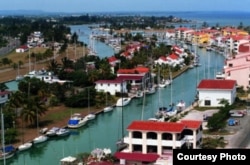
[0,37,20,56]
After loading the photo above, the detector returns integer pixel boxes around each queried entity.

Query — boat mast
[28,48,31,73]
[1,105,6,165]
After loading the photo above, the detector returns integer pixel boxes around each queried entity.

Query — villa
[115,119,202,165]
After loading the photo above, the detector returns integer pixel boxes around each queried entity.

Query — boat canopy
[1,145,15,152]
[68,120,79,125]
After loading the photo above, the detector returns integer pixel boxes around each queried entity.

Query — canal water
[2,25,225,165]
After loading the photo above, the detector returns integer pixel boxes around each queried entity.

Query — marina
[1,27,226,164]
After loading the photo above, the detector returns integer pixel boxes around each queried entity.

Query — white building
[95,79,127,95]
[0,90,11,105]
[197,79,237,107]
[15,45,29,53]
[115,120,202,165]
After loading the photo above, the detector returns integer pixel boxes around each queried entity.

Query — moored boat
[32,135,49,144]
[17,142,33,152]
[67,113,88,129]
[85,113,96,121]
[176,100,186,113]
[45,127,60,137]
[0,145,16,160]
[103,106,113,113]
[116,97,132,107]
[56,128,71,137]
[135,90,144,98]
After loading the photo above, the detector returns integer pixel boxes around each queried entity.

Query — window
[204,100,211,106]
[228,63,233,67]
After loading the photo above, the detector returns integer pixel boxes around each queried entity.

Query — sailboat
[116,108,128,151]
[87,33,98,56]
[0,110,16,161]
[85,88,96,121]
[15,63,24,81]
[17,117,33,151]
[103,92,113,113]
[32,82,49,144]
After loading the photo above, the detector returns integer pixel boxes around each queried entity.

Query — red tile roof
[127,120,185,133]
[108,56,118,63]
[159,56,167,61]
[134,66,149,73]
[114,152,160,162]
[117,67,149,74]
[95,79,123,84]
[180,120,202,129]
[168,53,179,60]
[117,75,143,81]
[197,79,236,90]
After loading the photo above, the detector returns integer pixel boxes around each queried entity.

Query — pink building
[223,49,250,90]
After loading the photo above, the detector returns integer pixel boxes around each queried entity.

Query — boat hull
[33,135,48,144]
[116,98,131,107]
[18,142,33,151]
[103,106,113,112]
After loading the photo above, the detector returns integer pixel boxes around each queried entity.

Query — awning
[114,152,160,162]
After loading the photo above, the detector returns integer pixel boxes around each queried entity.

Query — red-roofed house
[107,56,120,67]
[154,56,171,65]
[197,79,237,107]
[167,53,184,67]
[115,119,202,164]
[15,45,29,53]
[0,90,11,104]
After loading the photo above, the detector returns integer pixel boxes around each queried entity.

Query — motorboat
[145,86,156,95]
[45,127,60,137]
[67,113,88,129]
[32,135,49,144]
[56,128,71,137]
[176,100,186,113]
[166,109,177,117]
[18,142,33,152]
[85,113,96,121]
[103,106,113,113]
[116,97,132,107]
[158,79,171,88]
[215,72,225,79]
[135,90,144,98]
[0,145,16,160]
[60,156,79,165]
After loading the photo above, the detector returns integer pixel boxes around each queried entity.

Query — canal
[2,26,225,165]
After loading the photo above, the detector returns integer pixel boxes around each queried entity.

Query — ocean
[109,11,250,27]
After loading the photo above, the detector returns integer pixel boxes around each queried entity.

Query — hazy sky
[1,0,250,13]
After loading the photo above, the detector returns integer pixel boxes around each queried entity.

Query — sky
[0,0,250,13]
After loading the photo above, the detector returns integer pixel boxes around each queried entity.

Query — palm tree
[47,59,61,75]
[5,91,25,117]
[21,96,47,126]
[0,83,8,95]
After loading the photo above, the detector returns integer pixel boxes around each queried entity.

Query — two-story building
[114,119,202,165]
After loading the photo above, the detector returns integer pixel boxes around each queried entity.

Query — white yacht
[67,113,88,129]
[116,97,132,107]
